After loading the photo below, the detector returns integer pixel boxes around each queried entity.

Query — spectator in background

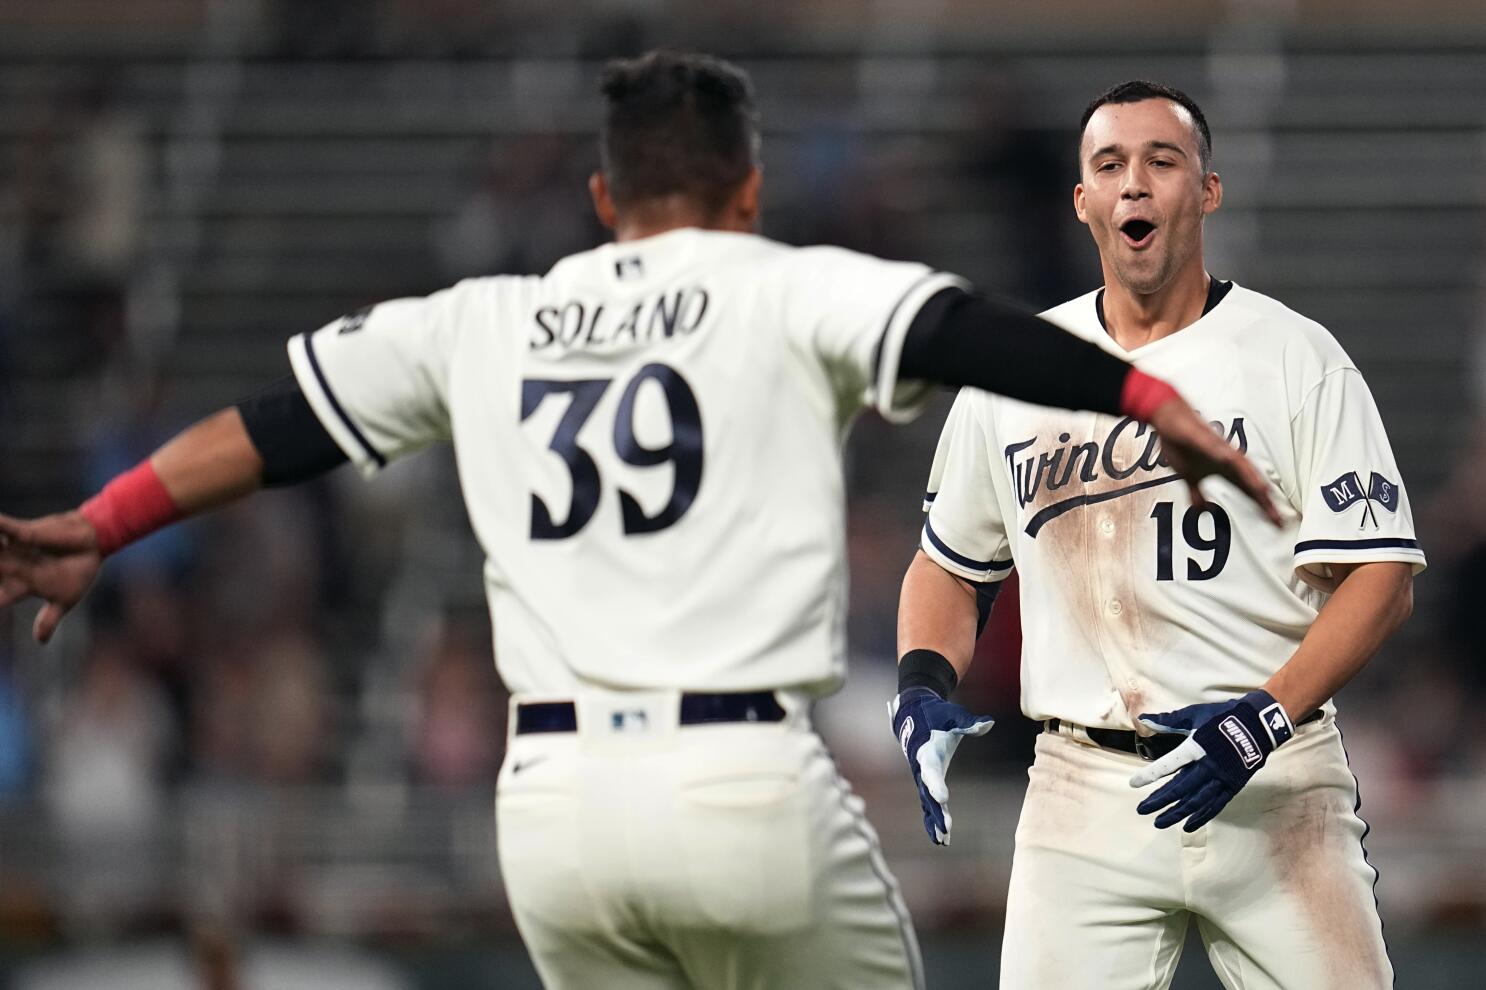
[54,74,150,375]
[248,632,333,784]
[45,633,175,845]
[411,620,501,788]
[433,135,600,281]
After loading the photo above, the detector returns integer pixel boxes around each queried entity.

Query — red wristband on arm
[80,460,184,557]
[1119,369,1181,423]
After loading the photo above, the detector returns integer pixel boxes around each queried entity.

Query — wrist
[898,649,958,699]
[1240,689,1295,750]
[80,460,184,557]
[1120,369,1180,423]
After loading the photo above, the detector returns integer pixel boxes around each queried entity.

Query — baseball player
[892,80,1423,989]
[1,57,1277,990]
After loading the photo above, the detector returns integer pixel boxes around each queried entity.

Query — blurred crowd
[1,10,1485,962]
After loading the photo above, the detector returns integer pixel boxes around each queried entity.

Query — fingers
[1223,452,1283,527]
[1154,778,1224,830]
[1136,712,1191,736]
[33,601,66,644]
[0,576,29,608]
[0,514,25,541]
[917,783,949,846]
[1180,789,1233,832]
[957,714,996,737]
[1129,736,1205,788]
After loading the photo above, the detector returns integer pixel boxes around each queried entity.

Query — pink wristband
[1120,369,1181,423]
[80,460,184,557]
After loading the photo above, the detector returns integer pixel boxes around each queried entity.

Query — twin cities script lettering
[1006,416,1247,537]
[530,286,710,354]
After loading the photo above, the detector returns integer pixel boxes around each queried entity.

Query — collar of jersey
[1090,277,1236,359]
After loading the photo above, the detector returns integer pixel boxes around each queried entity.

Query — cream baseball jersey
[288,228,962,697]
[921,282,1425,729]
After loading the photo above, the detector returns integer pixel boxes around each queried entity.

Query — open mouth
[1120,219,1156,247]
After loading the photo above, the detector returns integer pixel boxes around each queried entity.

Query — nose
[1120,163,1150,200]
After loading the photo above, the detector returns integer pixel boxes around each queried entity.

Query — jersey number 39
[520,363,703,540]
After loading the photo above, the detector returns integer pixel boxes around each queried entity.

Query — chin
[1115,264,1171,296]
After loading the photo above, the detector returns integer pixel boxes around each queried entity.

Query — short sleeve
[1291,367,1426,578]
[920,390,1015,583]
[287,291,458,477]
[785,246,967,423]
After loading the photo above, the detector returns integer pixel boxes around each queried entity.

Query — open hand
[1147,396,1282,526]
[0,511,103,643]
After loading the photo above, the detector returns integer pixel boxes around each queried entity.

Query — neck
[1100,255,1211,351]
[614,196,732,242]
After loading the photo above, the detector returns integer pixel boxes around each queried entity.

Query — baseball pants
[496,687,924,990]
[1000,713,1391,990]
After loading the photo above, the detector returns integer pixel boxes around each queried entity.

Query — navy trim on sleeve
[924,517,1014,573]
[923,491,937,504]
[303,333,387,469]
[1294,538,1421,554]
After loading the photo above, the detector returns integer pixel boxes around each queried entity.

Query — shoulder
[1038,289,1104,338]
[1223,283,1356,376]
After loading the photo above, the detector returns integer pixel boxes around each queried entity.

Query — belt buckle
[1133,735,1157,762]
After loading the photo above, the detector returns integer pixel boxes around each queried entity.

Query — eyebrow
[1088,140,1191,162]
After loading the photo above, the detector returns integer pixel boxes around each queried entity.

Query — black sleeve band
[898,648,959,699]
[974,580,1002,637]
[236,376,350,486]
[897,287,1132,416]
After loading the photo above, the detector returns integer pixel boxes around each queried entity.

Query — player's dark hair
[1079,80,1213,173]
[599,50,760,217]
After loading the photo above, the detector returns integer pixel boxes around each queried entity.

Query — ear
[589,172,618,230]
[728,167,763,231]
[1202,170,1223,216]
[1073,182,1089,224]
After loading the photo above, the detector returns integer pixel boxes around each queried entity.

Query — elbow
[1395,574,1415,629]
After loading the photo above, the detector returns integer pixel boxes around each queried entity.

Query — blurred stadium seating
[1,2,1485,987]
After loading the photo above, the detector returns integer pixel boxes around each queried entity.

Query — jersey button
[1107,599,1123,616]
[1099,517,1115,535]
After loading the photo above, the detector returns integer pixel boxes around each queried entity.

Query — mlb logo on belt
[611,709,650,732]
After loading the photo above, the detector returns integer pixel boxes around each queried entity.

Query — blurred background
[1,0,1484,987]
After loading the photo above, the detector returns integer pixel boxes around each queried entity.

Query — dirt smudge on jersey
[1015,416,1099,634]
[1119,684,1149,732]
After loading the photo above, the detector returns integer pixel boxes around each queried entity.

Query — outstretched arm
[0,408,263,642]
[896,287,1281,525]
[0,377,349,643]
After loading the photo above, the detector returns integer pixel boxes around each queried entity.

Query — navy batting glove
[889,687,995,846]
[1128,690,1296,832]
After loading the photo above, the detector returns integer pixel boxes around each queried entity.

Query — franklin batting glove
[889,687,994,846]
[1128,690,1296,832]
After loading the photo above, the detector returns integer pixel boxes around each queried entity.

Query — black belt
[515,691,787,735]
[1045,709,1322,762]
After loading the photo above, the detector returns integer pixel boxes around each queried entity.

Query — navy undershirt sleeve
[896,287,1132,416]
[236,376,350,486]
